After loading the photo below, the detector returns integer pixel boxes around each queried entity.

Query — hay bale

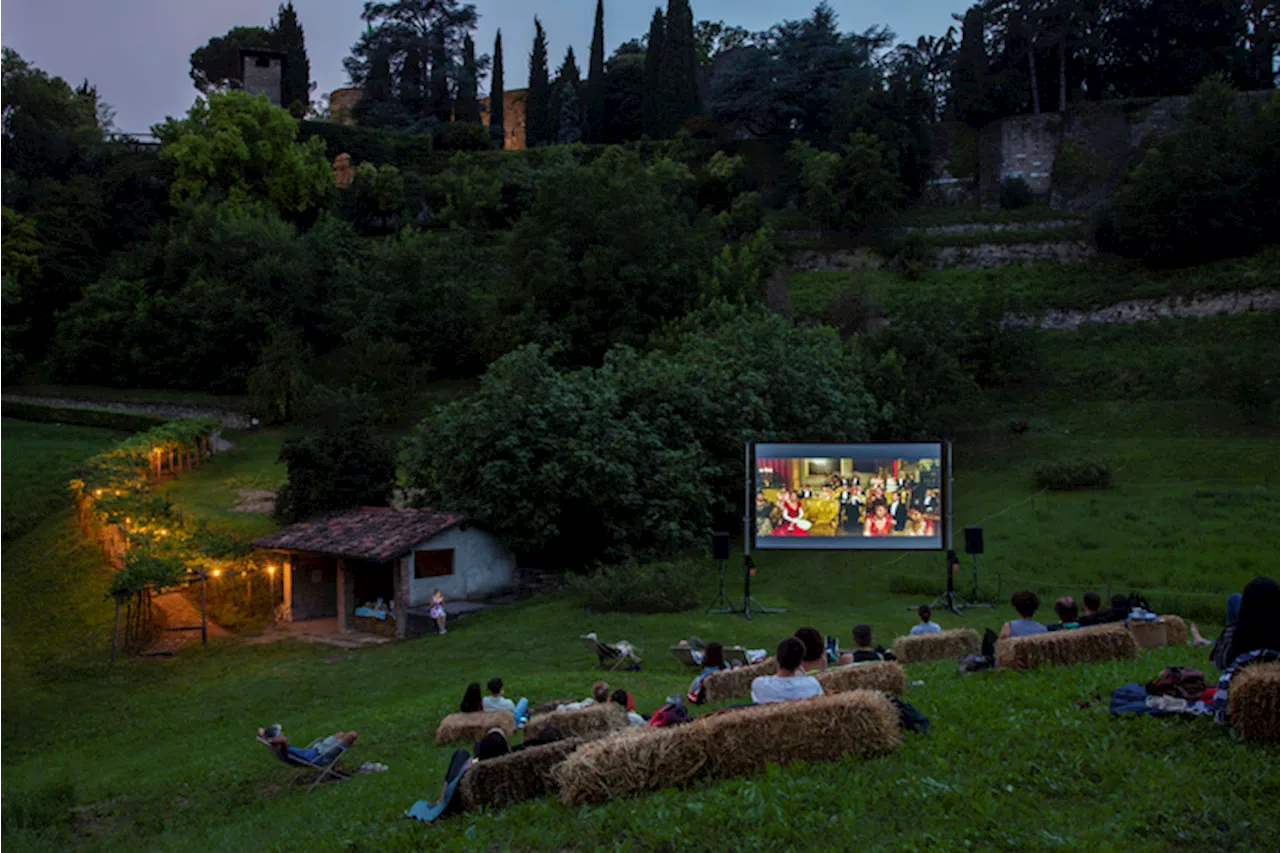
[697,690,900,780]
[529,697,579,717]
[1229,662,1280,742]
[702,658,777,704]
[815,661,908,696]
[892,629,982,664]
[553,690,899,805]
[1160,615,1188,647]
[525,702,627,741]
[995,623,1137,670]
[435,711,515,745]
[554,726,705,805]
[458,737,584,811]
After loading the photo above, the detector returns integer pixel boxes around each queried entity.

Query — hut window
[414,549,454,579]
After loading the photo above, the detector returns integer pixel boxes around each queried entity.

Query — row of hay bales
[702,659,908,705]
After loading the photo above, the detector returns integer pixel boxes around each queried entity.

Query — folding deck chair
[722,646,750,667]
[581,634,643,671]
[258,735,352,792]
[669,645,700,667]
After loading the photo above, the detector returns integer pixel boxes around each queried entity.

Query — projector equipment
[705,532,738,614]
[964,526,984,555]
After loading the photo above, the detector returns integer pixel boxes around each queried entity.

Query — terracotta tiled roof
[251,507,467,562]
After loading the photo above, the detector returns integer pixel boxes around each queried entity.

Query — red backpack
[647,702,690,727]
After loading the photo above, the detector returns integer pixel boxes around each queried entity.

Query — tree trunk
[1058,39,1067,112]
[111,597,121,662]
[201,573,208,646]
[1028,38,1041,114]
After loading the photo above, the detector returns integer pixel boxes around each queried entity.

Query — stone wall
[241,52,283,106]
[480,88,528,150]
[407,525,517,604]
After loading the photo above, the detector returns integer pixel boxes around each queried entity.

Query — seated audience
[1081,591,1102,620]
[259,724,357,767]
[838,624,896,664]
[751,637,823,704]
[611,689,648,725]
[1046,596,1081,632]
[1207,593,1244,669]
[910,605,942,635]
[556,681,611,712]
[1225,576,1280,665]
[687,642,730,704]
[511,724,565,753]
[409,729,510,822]
[999,590,1047,639]
[794,627,827,673]
[482,677,529,727]
[460,682,484,713]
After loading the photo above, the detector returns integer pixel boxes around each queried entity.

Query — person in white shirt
[482,677,529,727]
[909,604,943,635]
[751,637,824,704]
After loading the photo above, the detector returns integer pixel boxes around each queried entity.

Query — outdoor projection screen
[753,442,946,551]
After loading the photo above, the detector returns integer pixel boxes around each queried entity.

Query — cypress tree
[456,34,481,123]
[490,30,506,147]
[586,0,606,143]
[553,47,584,144]
[272,2,312,117]
[429,22,452,123]
[527,18,551,147]
[642,8,665,137]
[397,41,427,119]
[657,0,700,136]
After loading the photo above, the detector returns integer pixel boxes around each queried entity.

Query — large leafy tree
[2,48,102,181]
[526,18,552,146]
[189,26,273,93]
[275,409,398,524]
[694,20,752,65]
[657,0,701,135]
[154,90,331,215]
[273,2,312,116]
[1097,0,1245,98]
[709,3,888,139]
[642,8,665,137]
[505,148,713,364]
[586,0,607,143]
[489,30,505,145]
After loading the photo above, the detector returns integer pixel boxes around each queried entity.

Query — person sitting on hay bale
[751,637,822,704]
[999,590,1047,639]
[1046,597,1081,632]
[259,724,357,769]
[460,682,484,713]
[687,642,731,705]
[838,624,897,664]
[611,690,648,725]
[483,677,529,728]
[909,605,942,635]
[794,627,828,673]
[408,728,512,822]
[557,681,612,712]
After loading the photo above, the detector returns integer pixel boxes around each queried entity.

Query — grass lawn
[4,387,1279,851]
[1,419,128,542]
[161,429,289,541]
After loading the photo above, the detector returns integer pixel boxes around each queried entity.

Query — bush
[568,559,702,613]
[788,134,903,232]
[274,406,398,524]
[0,401,167,432]
[1033,459,1113,491]
[433,121,491,152]
[1000,177,1034,210]
[299,120,435,171]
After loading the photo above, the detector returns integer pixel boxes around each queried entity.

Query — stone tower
[239,48,285,106]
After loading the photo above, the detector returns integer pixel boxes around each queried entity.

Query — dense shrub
[273,406,398,524]
[999,177,1034,210]
[1033,460,1114,491]
[433,121,491,152]
[299,120,435,171]
[1101,81,1280,266]
[568,559,702,613]
[788,133,903,232]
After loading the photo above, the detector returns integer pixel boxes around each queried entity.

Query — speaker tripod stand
[705,558,738,614]
[931,550,993,616]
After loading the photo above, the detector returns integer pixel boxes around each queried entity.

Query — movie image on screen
[754,442,945,551]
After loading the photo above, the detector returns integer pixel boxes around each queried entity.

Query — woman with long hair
[459,682,483,713]
[687,641,730,704]
[1227,577,1280,664]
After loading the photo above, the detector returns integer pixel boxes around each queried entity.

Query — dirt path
[1,394,251,429]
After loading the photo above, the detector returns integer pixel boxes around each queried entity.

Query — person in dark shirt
[838,624,897,664]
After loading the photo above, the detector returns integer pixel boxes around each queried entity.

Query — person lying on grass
[259,724,357,768]
[556,681,611,712]
[751,637,822,704]
[483,677,529,727]
[999,590,1047,639]
[838,624,897,664]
